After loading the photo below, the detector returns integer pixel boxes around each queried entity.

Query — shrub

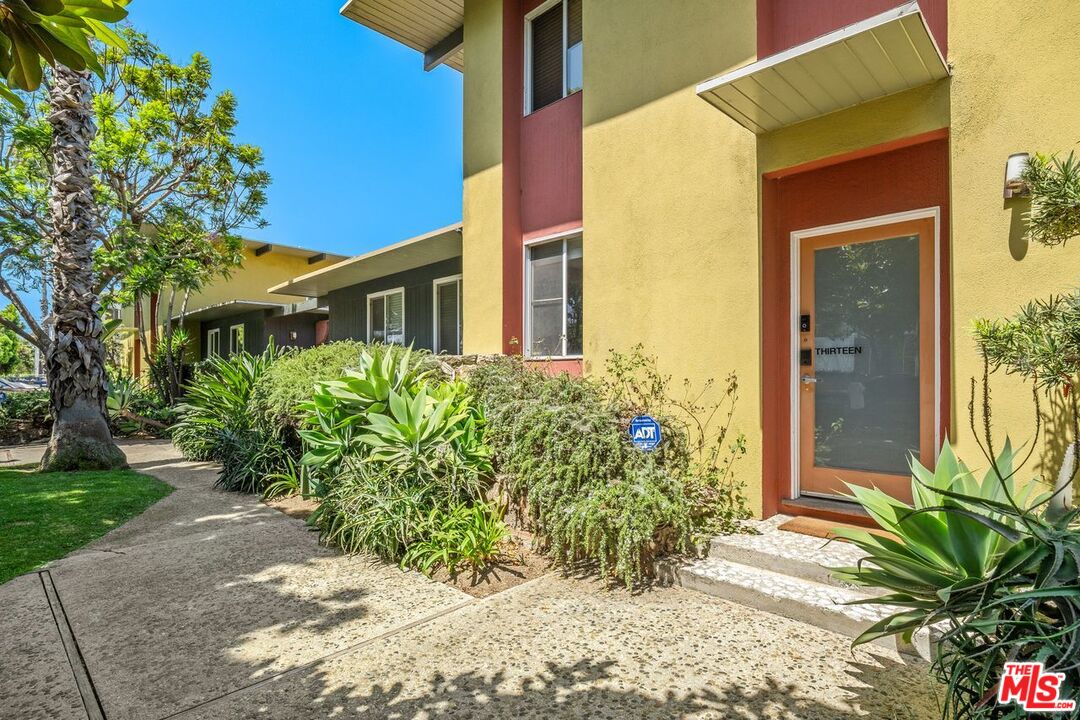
[250,341,441,440]
[302,347,496,573]
[106,376,175,437]
[173,344,282,492]
[0,388,49,424]
[0,389,51,444]
[249,341,368,434]
[836,381,1079,719]
[401,502,509,576]
[467,349,749,586]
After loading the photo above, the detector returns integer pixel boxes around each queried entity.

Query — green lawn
[0,466,172,584]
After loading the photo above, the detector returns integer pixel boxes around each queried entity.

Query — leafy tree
[0,29,269,403]
[94,30,269,402]
[0,303,30,372]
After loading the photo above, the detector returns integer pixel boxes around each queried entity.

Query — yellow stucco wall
[118,248,339,373]
[461,0,505,354]
[948,0,1080,477]
[582,0,765,512]
[456,0,1079,509]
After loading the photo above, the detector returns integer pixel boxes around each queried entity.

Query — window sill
[524,355,583,361]
[523,88,582,119]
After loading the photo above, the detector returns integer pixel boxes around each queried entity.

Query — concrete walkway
[1,441,940,720]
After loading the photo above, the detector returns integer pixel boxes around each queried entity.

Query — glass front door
[797,217,936,501]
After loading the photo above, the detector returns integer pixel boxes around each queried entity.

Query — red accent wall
[314,319,329,346]
[760,132,951,517]
[525,359,583,376]
[502,0,584,354]
[757,0,947,59]
[521,92,584,239]
[502,0,525,354]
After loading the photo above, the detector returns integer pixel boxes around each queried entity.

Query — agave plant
[836,439,1080,719]
[358,381,492,480]
[299,345,430,470]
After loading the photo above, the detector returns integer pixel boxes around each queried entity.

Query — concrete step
[668,556,904,651]
[707,521,868,588]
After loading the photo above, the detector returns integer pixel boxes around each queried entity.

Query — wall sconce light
[288,330,298,341]
[1003,152,1030,199]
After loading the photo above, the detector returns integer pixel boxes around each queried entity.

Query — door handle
[800,375,818,385]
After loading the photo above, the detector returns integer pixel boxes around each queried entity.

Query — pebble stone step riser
[674,566,894,650]
[707,537,848,587]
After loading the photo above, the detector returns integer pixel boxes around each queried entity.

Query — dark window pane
[530,3,563,111]
[567,0,582,45]
[812,235,920,475]
[437,281,460,354]
[566,237,583,355]
[370,296,385,342]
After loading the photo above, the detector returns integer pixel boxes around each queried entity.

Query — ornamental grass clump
[172,342,286,492]
[468,347,749,587]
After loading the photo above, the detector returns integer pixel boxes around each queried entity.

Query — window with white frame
[206,328,221,358]
[525,0,583,114]
[433,276,462,355]
[368,288,405,345]
[228,324,244,355]
[526,235,582,357]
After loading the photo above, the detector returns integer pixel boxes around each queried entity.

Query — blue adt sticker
[629,415,662,451]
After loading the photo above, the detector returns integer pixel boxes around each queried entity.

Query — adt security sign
[629,415,662,451]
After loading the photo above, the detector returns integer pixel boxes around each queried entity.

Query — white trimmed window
[525,234,582,358]
[433,275,462,355]
[367,288,405,345]
[228,324,244,355]
[525,0,583,114]
[206,328,221,358]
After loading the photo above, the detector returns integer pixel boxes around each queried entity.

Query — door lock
[800,374,818,385]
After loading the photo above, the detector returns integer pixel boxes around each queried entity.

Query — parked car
[0,378,37,392]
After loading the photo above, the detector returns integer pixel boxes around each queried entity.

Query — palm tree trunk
[39,65,127,472]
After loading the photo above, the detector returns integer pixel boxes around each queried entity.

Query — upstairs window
[525,0,583,114]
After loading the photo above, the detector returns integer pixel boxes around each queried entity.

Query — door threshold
[778,495,877,529]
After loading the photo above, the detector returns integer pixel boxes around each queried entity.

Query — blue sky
[9,2,463,321]
[125,0,464,254]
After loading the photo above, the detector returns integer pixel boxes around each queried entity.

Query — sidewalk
[0,441,940,719]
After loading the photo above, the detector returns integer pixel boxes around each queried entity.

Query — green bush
[0,388,49,424]
[302,346,496,573]
[249,341,368,434]
[0,388,51,444]
[298,345,436,472]
[402,502,509,576]
[173,345,283,492]
[250,341,441,439]
[467,349,749,586]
